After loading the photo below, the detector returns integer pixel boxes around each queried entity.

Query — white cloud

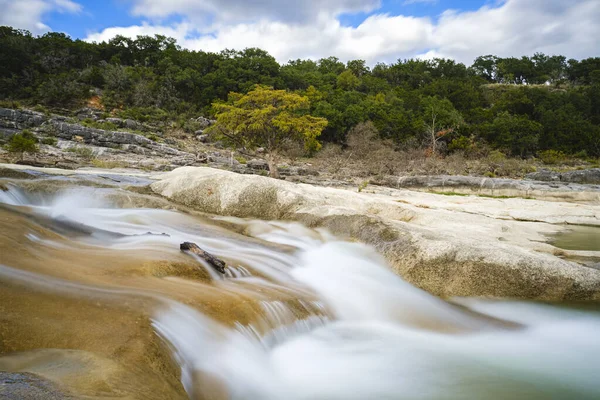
[0,0,82,34]
[85,22,192,44]
[85,0,600,65]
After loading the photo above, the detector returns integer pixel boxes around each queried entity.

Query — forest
[1,26,599,158]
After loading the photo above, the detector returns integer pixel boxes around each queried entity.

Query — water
[550,225,600,251]
[1,182,600,399]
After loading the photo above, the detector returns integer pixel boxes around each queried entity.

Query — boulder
[151,167,600,301]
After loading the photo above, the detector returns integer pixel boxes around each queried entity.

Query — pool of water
[551,226,600,251]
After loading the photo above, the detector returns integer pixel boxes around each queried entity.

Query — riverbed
[1,171,600,399]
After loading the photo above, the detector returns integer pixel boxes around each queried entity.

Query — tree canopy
[0,26,599,158]
[210,86,327,177]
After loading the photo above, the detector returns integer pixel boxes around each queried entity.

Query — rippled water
[1,181,600,399]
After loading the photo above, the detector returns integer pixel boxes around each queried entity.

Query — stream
[1,179,600,399]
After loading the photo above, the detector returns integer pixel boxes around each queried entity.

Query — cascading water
[1,181,599,399]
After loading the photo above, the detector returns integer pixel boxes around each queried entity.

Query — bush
[91,159,127,169]
[66,146,96,160]
[6,129,39,159]
[0,100,21,109]
[538,150,566,165]
[40,136,58,146]
[81,119,118,131]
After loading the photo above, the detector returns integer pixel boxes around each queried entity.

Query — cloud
[0,0,82,34]
[85,0,600,65]
[85,22,192,44]
[128,0,381,24]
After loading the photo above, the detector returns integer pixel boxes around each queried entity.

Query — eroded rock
[151,167,600,301]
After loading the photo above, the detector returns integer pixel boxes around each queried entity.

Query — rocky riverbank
[147,166,600,300]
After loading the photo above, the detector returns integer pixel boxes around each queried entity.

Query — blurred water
[1,184,600,399]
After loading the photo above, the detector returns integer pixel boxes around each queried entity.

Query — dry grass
[312,122,541,181]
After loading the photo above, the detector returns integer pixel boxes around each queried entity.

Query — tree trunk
[267,153,279,179]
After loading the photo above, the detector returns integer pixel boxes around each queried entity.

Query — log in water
[0,181,600,399]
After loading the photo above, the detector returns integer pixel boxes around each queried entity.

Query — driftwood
[180,242,227,274]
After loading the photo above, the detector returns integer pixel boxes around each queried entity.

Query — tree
[421,96,464,155]
[209,86,328,178]
[337,70,360,90]
[488,112,542,157]
[6,129,39,161]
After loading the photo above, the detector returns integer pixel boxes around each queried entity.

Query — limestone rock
[371,174,600,203]
[527,168,600,185]
[151,167,600,301]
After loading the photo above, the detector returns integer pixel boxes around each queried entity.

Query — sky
[1,0,599,65]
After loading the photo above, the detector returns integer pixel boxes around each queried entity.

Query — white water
[2,184,600,399]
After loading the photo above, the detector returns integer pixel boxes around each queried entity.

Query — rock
[105,117,123,126]
[0,108,46,130]
[527,168,600,185]
[370,174,600,203]
[49,120,189,158]
[0,372,72,399]
[246,159,269,170]
[525,169,561,182]
[196,134,209,142]
[123,119,139,130]
[193,116,214,129]
[151,167,600,301]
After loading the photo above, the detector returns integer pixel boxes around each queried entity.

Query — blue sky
[1,0,598,65]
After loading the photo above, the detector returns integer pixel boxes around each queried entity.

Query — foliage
[6,129,39,158]
[209,86,327,176]
[421,96,464,155]
[40,136,58,146]
[538,150,567,165]
[66,146,96,160]
[0,26,599,158]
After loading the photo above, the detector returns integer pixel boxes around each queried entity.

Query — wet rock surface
[0,372,72,399]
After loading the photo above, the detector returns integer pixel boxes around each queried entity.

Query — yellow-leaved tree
[209,86,328,178]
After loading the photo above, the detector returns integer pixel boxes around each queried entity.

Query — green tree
[337,70,360,90]
[421,96,464,155]
[488,112,542,157]
[209,86,328,178]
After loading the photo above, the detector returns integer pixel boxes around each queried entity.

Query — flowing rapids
[1,181,600,400]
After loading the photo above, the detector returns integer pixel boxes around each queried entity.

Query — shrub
[91,159,127,169]
[0,100,22,109]
[234,155,247,164]
[67,146,96,160]
[81,119,118,131]
[6,129,39,159]
[538,150,566,165]
[488,150,507,163]
[40,136,58,146]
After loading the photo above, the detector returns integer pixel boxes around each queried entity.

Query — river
[1,178,599,399]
